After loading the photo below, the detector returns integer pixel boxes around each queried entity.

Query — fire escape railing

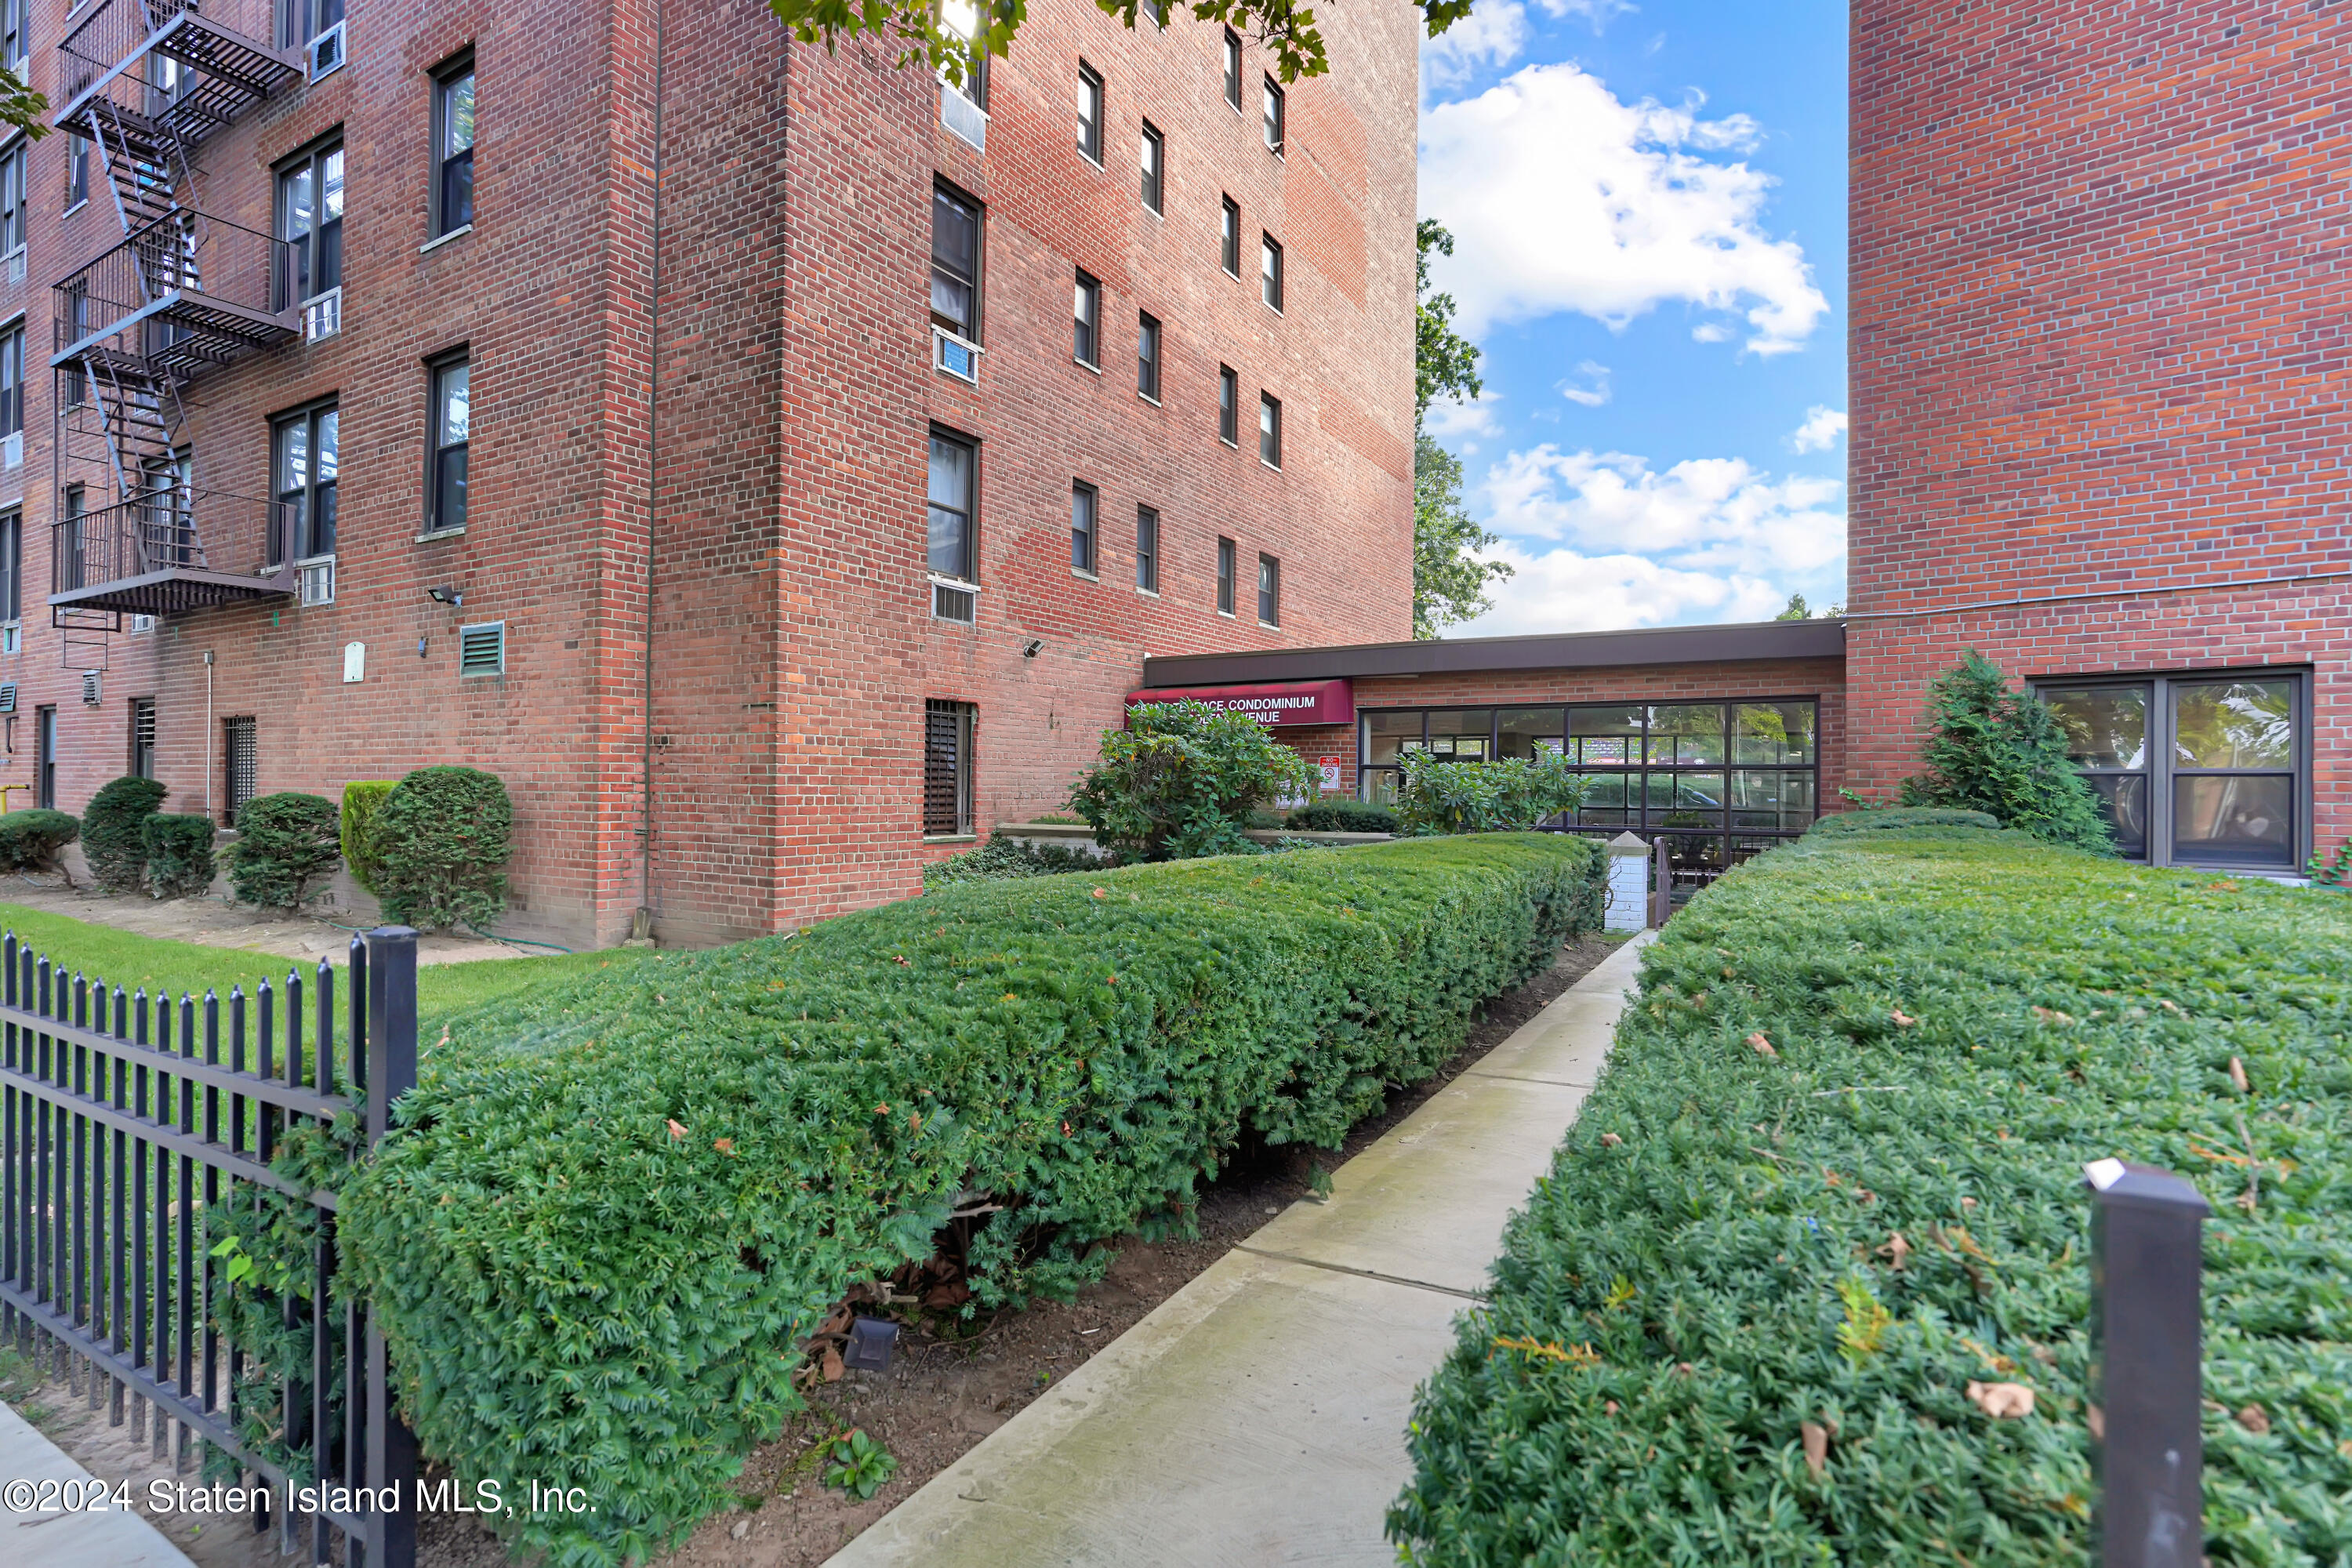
[58,0,294,140]
[52,487,294,609]
[51,208,294,374]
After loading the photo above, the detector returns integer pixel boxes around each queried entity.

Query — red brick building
[1135,0,2343,889]
[0,0,1416,945]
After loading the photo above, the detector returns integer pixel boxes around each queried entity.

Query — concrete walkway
[829,931,1653,1568]
[0,1398,196,1567]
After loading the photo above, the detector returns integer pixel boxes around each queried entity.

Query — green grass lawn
[0,902,659,1028]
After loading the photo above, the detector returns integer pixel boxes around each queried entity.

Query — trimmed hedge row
[343,834,1604,1565]
[1391,822,2352,1565]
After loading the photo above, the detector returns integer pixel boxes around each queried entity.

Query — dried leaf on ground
[1966,1381,2034,1419]
[1747,1032,1778,1058]
[1800,1420,1829,1479]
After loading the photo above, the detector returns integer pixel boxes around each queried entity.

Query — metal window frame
[1140,121,1163,212]
[1257,552,1279,626]
[1135,504,1159,592]
[270,396,339,565]
[272,132,346,310]
[129,695,157,779]
[925,422,980,586]
[426,348,470,535]
[1217,365,1238,444]
[929,179,984,343]
[1137,310,1160,399]
[1223,29,1243,110]
[1076,63,1105,164]
[222,713,258,823]
[1260,233,1282,310]
[1258,391,1280,467]
[1069,480,1098,575]
[1215,535,1236,615]
[1220,195,1240,276]
[1073,270,1100,366]
[430,53,476,240]
[923,698,977,837]
[1262,76,1284,152]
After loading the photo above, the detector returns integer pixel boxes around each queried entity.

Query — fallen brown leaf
[1891,1009,1918,1028]
[821,1348,844,1382]
[1967,1381,2035,1419]
[1801,1420,1829,1479]
[1600,1132,1624,1147]
[666,1119,688,1139]
[2086,1403,2104,1441]
[2229,1056,2249,1095]
[713,1138,735,1155]
[1748,1032,1778,1058]
[2236,1404,2270,1436]
[1878,1232,1911,1270]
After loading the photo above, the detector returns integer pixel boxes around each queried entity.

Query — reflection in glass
[1360,770,1399,805]
[1669,772,1726,820]
[2173,775,2292,867]
[1731,770,1817,830]
[2172,682,2293,769]
[1428,711,1491,759]
[1647,704,1726,766]
[1570,706,1642,766]
[2084,775,2148,858]
[1364,711,1421,766]
[1732,703,1815,764]
[1497,708,1564,761]
[2044,686,2148,769]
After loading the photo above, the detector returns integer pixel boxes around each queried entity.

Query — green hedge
[922,830,1103,889]
[339,781,397,895]
[84,776,169,893]
[342,835,1604,1564]
[372,766,512,931]
[1807,804,2002,837]
[1391,822,2352,1565]
[0,809,78,872]
[1286,802,1400,833]
[141,814,216,898]
[230,793,343,909]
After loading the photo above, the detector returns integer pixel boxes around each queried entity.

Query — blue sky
[1417,0,1849,636]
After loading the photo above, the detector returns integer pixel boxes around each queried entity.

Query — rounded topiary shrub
[142,814,218,899]
[374,766,513,932]
[84,776,170,893]
[0,809,80,873]
[339,780,397,895]
[229,793,343,910]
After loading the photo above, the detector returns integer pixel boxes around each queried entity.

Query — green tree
[1775,593,1810,620]
[1413,221,1509,638]
[0,66,48,142]
[1069,700,1314,862]
[764,0,1478,92]
[1899,651,2113,853]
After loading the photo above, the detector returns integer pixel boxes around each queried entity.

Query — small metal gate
[0,925,419,1566]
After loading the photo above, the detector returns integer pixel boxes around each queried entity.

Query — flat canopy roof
[1141,616,1846,688]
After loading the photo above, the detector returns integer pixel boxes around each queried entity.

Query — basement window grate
[458,620,506,677]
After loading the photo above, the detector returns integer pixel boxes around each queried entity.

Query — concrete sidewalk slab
[0,1399,195,1568]
[829,931,1653,1568]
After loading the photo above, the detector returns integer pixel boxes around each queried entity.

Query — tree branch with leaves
[0,64,50,141]
[1413,220,1508,638]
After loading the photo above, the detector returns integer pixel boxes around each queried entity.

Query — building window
[223,715,257,825]
[67,134,88,209]
[1136,506,1158,592]
[34,705,54,810]
[1140,121,1163,212]
[274,402,339,562]
[283,0,345,58]
[0,137,24,258]
[433,57,475,238]
[1263,77,1284,152]
[130,697,156,779]
[924,699,976,837]
[142,450,192,568]
[1076,64,1103,164]
[1073,270,1099,366]
[1218,365,1238,445]
[429,353,470,533]
[1220,195,1240,276]
[1143,0,1167,27]
[0,325,20,454]
[1223,29,1242,111]
[927,426,977,584]
[1216,535,1236,615]
[1257,553,1279,626]
[276,138,344,308]
[1258,392,1281,467]
[1261,234,1283,310]
[0,508,19,622]
[1,0,24,71]
[2039,673,2306,869]
[1070,481,1098,575]
[931,183,982,343]
[1137,311,1160,400]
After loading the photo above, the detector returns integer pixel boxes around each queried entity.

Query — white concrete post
[1605,833,1650,933]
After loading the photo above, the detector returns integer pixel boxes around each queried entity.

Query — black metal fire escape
[46,0,303,667]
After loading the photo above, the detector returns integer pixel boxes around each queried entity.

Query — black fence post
[362,927,419,1568]
[2085,1158,2209,1568]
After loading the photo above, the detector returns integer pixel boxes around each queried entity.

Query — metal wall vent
[0,683,16,713]
[458,620,506,677]
[81,670,101,706]
[931,581,976,624]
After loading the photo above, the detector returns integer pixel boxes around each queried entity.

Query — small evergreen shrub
[923,831,1102,889]
[339,781,397,895]
[1392,824,2352,1563]
[1899,651,2113,852]
[0,809,79,873]
[1069,700,1315,862]
[229,793,343,909]
[82,776,170,893]
[1807,805,2002,837]
[1395,750,1590,835]
[340,834,1606,1565]
[141,814,217,898]
[372,767,513,931]
[1285,802,1399,833]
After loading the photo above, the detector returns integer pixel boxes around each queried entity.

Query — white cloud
[1556,361,1611,407]
[1421,63,1829,355]
[1421,2,1530,97]
[1537,0,1636,25]
[1790,405,1848,452]
[1423,390,1504,441]
[1446,541,1786,638]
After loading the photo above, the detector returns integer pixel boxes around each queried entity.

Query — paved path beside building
[0,1397,196,1568]
[829,931,1654,1568]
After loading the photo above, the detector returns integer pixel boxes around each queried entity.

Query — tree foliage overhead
[0,64,48,142]
[1416,220,1481,419]
[1898,651,2114,854]
[1413,221,1509,638]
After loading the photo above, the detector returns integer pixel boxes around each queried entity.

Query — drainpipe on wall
[203,649,212,819]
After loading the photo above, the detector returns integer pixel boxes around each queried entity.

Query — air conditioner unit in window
[129,614,155,633]
[2,431,19,469]
[298,558,335,606]
[931,579,977,624]
[938,81,988,151]
[4,251,20,287]
[307,21,345,81]
[933,328,981,383]
[304,287,343,341]
[81,670,101,706]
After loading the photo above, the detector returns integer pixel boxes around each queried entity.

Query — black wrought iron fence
[0,926,419,1567]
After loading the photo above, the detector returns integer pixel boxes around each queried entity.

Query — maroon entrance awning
[1127,678,1354,728]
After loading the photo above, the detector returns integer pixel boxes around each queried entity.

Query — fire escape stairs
[45,0,305,657]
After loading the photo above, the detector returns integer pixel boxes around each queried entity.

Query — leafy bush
[0,809,79,873]
[1808,805,2003,837]
[341,834,1606,1565]
[1392,824,2352,1564]
[83,776,169,893]
[1285,802,1400,833]
[141,814,217,898]
[229,793,343,909]
[1899,651,2113,852]
[372,767,513,931]
[1395,750,1590,835]
[339,781,397,895]
[923,830,1102,889]
[1068,700,1315,862]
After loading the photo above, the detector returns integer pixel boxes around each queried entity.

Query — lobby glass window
[434,59,475,238]
[1218,365,1238,444]
[1140,122,1163,212]
[1135,505,1158,592]
[277,139,344,307]
[924,699,975,837]
[1137,311,1160,399]
[1077,64,1103,162]
[1261,234,1283,310]
[1263,77,1283,152]
[1258,392,1280,467]
[429,354,468,533]
[2043,673,2303,869]
[1073,270,1100,365]
[927,427,977,583]
[1257,553,1279,625]
[931,183,982,341]
[1223,30,1242,110]
[274,402,339,561]
[1070,481,1097,574]
[1216,535,1236,614]
[1221,195,1240,275]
